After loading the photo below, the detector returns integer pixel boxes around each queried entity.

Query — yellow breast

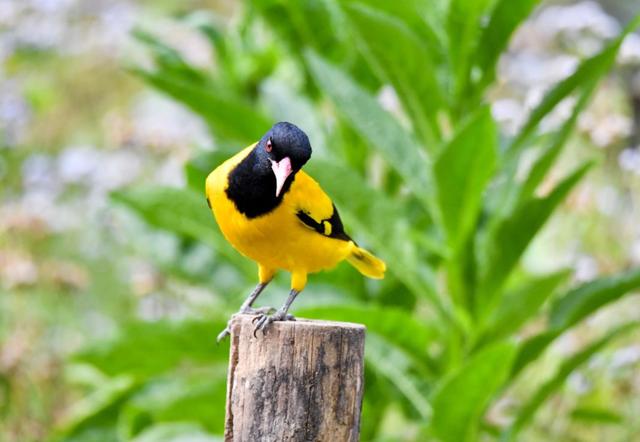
[205,147,353,274]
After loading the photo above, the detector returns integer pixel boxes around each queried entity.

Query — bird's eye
[265,138,273,153]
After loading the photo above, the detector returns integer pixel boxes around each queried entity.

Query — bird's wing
[290,171,352,242]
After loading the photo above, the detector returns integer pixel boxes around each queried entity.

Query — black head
[226,122,313,218]
[255,121,312,171]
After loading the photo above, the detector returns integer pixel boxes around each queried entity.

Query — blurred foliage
[3,0,640,441]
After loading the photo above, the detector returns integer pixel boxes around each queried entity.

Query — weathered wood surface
[224,314,366,442]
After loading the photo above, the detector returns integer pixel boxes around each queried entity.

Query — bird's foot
[216,306,277,342]
[252,310,295,337]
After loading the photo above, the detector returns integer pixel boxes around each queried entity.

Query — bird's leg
[238,282,273,314]
[216,281,274,342]
[253,288,300,337]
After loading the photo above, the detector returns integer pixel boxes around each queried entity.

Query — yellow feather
[346,246,386,279]
[205,143,385,289]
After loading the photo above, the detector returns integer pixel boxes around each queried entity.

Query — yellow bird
[206,122,385,340]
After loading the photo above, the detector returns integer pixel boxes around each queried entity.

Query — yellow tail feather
[347,246,386,279]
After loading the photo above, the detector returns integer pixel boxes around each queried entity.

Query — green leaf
[434,108,497,250]
[549,268,640,330]
[346,3,443,145]
[132,29,272,144]
[254,0,380,90]
[570,407,623,425]
[341,0,449,75]
[111,186,250,272]
[130,423,222,442]
[447,0,493,106]
[57,375,136,437]
[260,79,328,155]
[73,319,229,378]
[185,150,237,193]
[305,50,435,215]
[517,83,597,202]
[56,426,119,442]
[341,0,448,42]
[133,68,271,144]
[132,29,206,84]
[504,322,640,440]
[512,268,640,377]
[119,375,227,437]
[366,333,432,419]
[487,78,598,224]
[510,330,558,379]
[507,15,640,159]
[483,270,570,343]
[111,187,212,244]
[479,163,592,312]
[431,341,516,442]
[474,0,540,92]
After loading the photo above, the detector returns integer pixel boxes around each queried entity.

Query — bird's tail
[347,245,386,279]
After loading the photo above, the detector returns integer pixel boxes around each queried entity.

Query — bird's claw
[216,307,277,343]
[252,311,295,338]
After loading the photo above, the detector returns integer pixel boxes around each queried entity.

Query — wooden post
[224,314,366,442]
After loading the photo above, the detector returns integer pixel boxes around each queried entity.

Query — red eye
[265,138,272,153]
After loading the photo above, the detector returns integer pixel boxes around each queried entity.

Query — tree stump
[224,314,366,442]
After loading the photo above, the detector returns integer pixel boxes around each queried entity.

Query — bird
[205,122,386,341]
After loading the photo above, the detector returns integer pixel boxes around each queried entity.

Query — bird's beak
[270,157,292,198]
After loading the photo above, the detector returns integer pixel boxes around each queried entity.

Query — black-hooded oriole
[206,122,385,340]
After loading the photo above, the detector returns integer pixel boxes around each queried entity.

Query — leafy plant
[60,2,640,441]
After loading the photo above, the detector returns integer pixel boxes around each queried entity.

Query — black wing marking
[296,204,352,242]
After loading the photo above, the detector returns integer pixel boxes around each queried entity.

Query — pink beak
[270,157,292,198]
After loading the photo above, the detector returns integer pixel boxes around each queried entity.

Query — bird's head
[255,122,312,198]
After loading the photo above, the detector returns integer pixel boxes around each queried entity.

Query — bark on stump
[224,314,365,442]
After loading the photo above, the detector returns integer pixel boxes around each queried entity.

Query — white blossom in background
[574,254,599,282]
[567,371,592,395]
[137,292,189,321]
[534,1,619,51]
[0,80,31,147]
[3,0,137,57]
[129,260,161,297]
[142,18,214,69]
[82,311,118,341]
[495,1,638,150]
[55,145,143,192]
[618,148,640,175]
[20,191,81,232]
[501,54,579,90]
[595,185,620,216]
[130,93,211,152]
[377,85,401,115]
[92,149,143,192]
[22,154,61,197]
[57,146,102,184]
[0,250,39,289]
[630,239,640,265]
[154,156,186,187]
[580,113,633,148]
[619,33,640,65]
[610,344,640,370]
[491,98,525,136]
[540,96,577,133]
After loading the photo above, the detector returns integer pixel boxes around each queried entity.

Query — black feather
[225,122,312,219]
[296,204,352,242]
[226,149,294,218]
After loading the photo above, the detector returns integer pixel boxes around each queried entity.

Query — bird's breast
[208,177,349,273]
